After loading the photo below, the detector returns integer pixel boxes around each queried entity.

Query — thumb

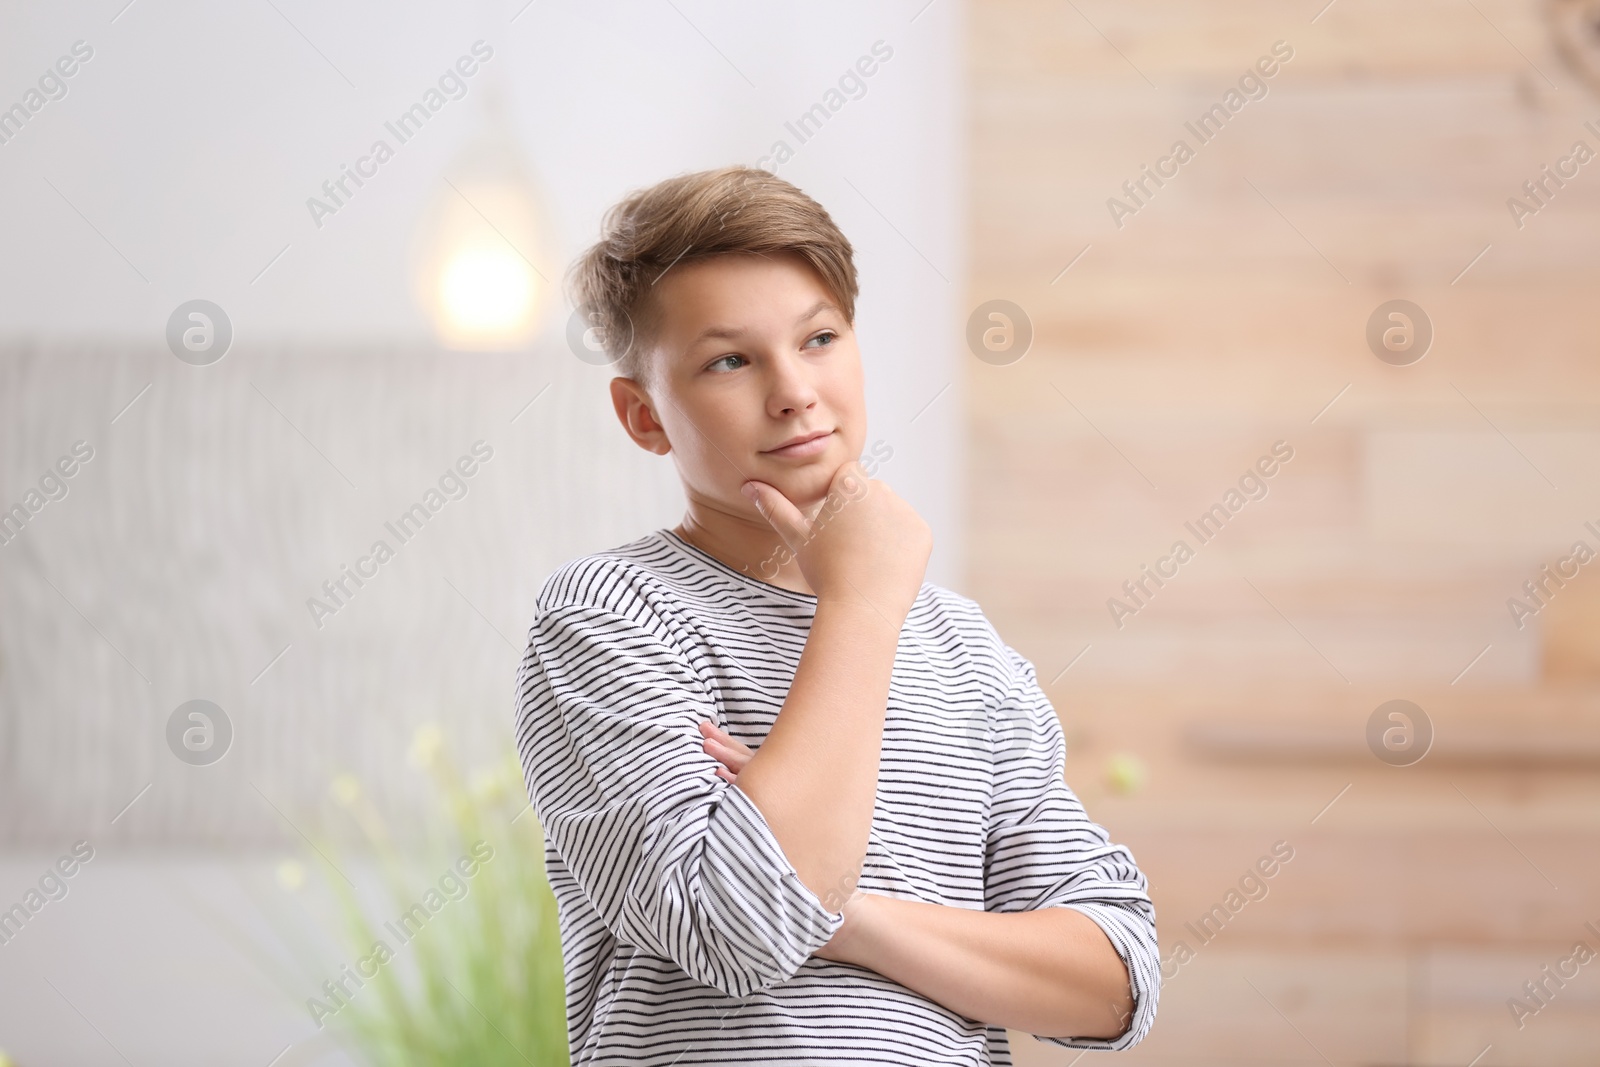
[741,480,812,548]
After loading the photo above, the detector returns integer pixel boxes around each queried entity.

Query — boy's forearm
[732,597,901,905]
[827,894,1135,1040]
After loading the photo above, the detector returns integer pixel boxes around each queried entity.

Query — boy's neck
[673,508,815,596]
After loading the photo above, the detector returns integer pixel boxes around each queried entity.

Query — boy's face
[610,251,866,517]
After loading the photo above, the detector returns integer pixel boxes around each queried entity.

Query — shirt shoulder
[532,530,685,623]
[912,582,1008,655]
[914,581,985,626]
[518,533,715,712]
[909,582,1031,705]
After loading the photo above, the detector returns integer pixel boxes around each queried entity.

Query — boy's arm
[728,595,902,908]
[821,638,1159,1048]
[698,726,1143,1038]
[731,464,930,910]
[817,893,1135,1039]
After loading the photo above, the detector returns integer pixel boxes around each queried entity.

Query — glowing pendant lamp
[412,77,556,351]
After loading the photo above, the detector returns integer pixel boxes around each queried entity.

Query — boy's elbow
[609,785,845,998]
[620,884,825,1000]
[1040,900,1158,1049]
[1032,961,1136,1043]
[671,934,812,999]
[1096,969,1138,1042]
[696,958,799,1000]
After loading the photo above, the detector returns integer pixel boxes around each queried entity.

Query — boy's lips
[761,429,834,458]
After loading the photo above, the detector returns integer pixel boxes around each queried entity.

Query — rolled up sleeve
[983,642,1160,1050]
[516,601,844,999]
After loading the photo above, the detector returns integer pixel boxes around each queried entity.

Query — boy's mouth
[761,429,834,459]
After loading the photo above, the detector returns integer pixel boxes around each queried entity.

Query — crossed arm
[820,890,1134,1039]
[520,597,1150,1045]
[701,720,1137,1041]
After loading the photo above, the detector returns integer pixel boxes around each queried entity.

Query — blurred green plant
[1103,751,1148,796]
[227,724,569,1066]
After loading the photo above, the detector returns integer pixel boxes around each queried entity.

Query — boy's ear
[609,376,671,455]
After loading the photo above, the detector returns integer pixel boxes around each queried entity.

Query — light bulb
[412,81,555,351]
[438,240,537,339]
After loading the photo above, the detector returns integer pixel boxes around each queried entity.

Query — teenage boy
[515,165,1158,1065]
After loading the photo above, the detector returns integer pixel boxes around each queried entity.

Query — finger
[699,720,742,749]
[705,723,753,758]
[740,480,813,549]
[699,721,754,766]
[702,737,750,771]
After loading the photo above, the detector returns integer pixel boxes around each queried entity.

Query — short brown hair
[566,165,858,387]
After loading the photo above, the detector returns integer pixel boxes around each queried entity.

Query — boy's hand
[741,460,932,621]
[699,720,753,784]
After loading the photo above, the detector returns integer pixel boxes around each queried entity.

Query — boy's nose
[767,360,820,416]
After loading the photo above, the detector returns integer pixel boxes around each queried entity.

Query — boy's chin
[777,470,843,513]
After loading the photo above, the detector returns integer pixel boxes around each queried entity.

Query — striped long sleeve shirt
[513,529,1159,1065]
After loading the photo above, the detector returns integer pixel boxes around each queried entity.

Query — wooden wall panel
[970,0,1600,1060]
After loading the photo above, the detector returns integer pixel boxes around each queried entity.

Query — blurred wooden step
[1181,716,1600,766]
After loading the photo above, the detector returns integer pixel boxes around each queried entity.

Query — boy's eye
[705,333,833,371]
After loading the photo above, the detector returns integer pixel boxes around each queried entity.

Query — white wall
[0,0,965,846]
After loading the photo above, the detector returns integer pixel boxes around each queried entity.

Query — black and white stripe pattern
[514,529,1159,1065]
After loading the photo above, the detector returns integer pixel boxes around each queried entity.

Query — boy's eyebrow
[688,300,839,345]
